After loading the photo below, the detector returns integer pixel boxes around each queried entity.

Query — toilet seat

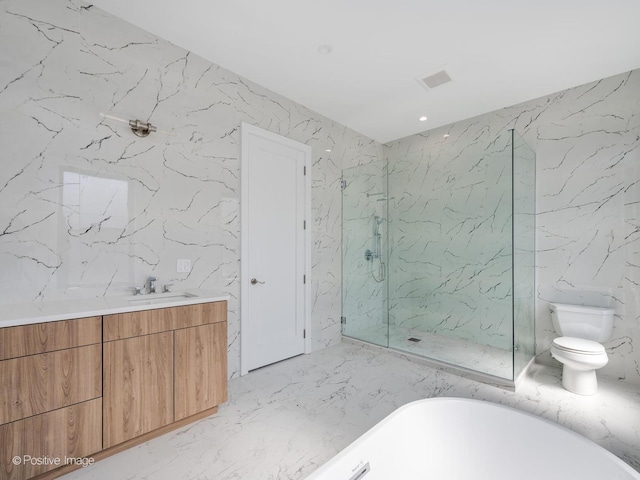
[552,336,605,355]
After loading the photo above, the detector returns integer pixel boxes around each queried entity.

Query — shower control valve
[364,249,373,261]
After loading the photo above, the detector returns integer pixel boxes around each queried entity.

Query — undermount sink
[127,292,198,305]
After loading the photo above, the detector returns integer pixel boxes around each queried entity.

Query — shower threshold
[342,327,532,389]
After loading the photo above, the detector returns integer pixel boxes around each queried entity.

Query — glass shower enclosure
[341,129,535,383]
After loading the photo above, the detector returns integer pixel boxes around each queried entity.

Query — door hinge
[304,166,307,175]
[341,316,346,325]
[303,220,306,230]
[303,329,306,339]
[303,274,306,284]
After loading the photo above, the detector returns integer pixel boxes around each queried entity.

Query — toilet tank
[549,303,614,342]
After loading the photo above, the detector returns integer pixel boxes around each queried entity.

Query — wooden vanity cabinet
[103,301,227,448]
[1,301,227,479]
[0,317,103,480]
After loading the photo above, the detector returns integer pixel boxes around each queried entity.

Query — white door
[241,123,310,373]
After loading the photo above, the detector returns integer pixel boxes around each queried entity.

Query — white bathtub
[305,397,639,480]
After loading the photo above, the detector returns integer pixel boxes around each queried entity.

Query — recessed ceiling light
[325,149,332,152]
[443,134,450,138]
[419,116,428,122]
[317,44,333,55]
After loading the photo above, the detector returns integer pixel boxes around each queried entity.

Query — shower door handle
[251,278,265,285]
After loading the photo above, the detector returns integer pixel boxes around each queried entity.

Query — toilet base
[561,366,598,395]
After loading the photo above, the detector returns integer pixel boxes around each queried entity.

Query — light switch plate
[176,259,191,273]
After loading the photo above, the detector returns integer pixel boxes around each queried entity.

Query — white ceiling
[91,0,640,144]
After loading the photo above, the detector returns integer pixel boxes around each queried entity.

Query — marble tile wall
[386,69,640,384]
[0,0,382,378]
[386,126,516,351]
[3,0,638,386]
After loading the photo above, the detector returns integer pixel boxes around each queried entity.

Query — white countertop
[0,289,230,328]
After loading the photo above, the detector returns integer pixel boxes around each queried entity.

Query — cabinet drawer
[0,344,102,425]
[0,317,101,361]
[0,398,102,480]
[104,301,227,341]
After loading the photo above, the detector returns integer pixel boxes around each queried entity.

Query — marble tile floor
[345,324,513,378]
[63,342,640,480]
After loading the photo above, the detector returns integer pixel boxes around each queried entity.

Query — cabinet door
[0,398,102,480]
[174,322,227,421]
[103,332,174,448]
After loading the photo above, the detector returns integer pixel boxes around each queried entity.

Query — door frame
[240,122,312,376]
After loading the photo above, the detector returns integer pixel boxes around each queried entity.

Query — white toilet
[549,302,614,395]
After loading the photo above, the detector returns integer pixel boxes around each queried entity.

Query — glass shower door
[341,161,388,347]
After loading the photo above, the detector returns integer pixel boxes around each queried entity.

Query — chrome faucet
[147,276,158,294]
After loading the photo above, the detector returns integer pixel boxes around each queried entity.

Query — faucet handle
[132,286,143,296]
[163,284,173,293]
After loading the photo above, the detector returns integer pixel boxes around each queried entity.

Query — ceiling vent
[419,70,452,90]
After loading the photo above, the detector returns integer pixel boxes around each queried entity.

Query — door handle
[250,278,265,285]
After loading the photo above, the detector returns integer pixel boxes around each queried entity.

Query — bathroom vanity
[0,292,228,480]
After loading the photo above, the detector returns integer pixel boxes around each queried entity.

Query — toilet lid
[552,337,605,355]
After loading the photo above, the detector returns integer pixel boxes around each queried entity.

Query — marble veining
[60,342,640,480]
[387,128,517,352]
[384,69,640,384]
[2,0,639,386]
[0,0,382,378]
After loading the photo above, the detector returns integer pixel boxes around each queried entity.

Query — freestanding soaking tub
[305,398,639,480]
